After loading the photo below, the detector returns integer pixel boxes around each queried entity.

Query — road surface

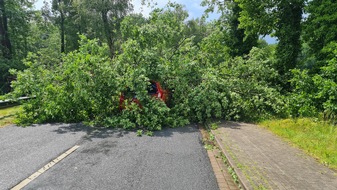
[0,123,218,190]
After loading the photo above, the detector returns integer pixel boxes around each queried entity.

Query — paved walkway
[211,121,337,190]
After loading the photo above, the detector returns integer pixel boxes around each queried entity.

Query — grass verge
[259,118,337,170]
[0,106,21,128]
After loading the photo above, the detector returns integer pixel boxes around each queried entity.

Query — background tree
[1,0,35,59]
[121,13,147,41]
[51,0,74,53]
[274,1,303,81]
[236,0,305,90]
[0,0,12,59]
[28,11,61,67]
[81,0,133,57]
[227,1,258,57]
[184,18,209,46]
[303,0,337,71]
[202,0,258,57]
[0,0,34,94]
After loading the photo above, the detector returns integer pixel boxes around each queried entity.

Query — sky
[34,0,220,20]
[34,0,276,44]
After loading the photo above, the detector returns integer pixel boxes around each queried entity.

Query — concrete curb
[210,129,252,190]
[199,126,239,190]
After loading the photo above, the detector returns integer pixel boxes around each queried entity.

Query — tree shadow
[16,122,201,142]
[50,122,200,139]
[50,123,130,141]
[153,124,199,138]
[0,114,14,120]
[218,121,243,130]
[51,123,92,134]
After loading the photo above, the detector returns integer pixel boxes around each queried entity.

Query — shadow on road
[153,124,199,137]
[8,122,201,143]
[218,121,243,130]
[50,123,131,141]
[47,122,200,141]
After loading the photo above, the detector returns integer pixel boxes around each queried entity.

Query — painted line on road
[11,145,80,190]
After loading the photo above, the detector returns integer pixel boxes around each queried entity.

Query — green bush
[221,47,286,121]
[10,36,119,125]
[289,42,337,122]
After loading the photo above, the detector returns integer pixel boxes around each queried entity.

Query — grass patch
[259,118,337,170]
[0,106,21,128]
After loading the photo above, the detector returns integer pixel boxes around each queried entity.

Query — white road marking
[11,145,80,190]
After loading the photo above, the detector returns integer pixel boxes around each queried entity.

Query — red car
[119,81,168,110]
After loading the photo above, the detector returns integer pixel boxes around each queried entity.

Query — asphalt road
[0,124,218,190]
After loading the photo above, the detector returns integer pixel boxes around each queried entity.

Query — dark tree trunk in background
[275,1,303,90]
[60,10,65,53]
[0,0,12,59]
[101,10,114,58]
[228,1,258,57]
[59,0,65,53]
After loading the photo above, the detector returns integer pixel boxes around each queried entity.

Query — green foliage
[303,0,337,67]
[10,36,113,124]
[198,27,231,66]
[145,130,154,136]
[236,0,305,90]
[235,0,275,36]
[121,13,148,41]
[187,69,229,122]
[136,130,143,137]
[9,3,286,131]
[9,4,194,130]
[274,0,303,84]
[222,47,285,121]
[2,0,35,58]
[289,42,337,121]
[184,18,209,46]
[210,122,219,130]
[202,0,258,57]
[49,0,134,55]
[0,0,35,94]
[0,58,24,94]
[288,69,319,117]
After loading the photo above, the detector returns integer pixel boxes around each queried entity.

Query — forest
[1,0,337,131]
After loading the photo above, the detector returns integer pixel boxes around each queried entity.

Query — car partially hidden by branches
[119,81,169,110]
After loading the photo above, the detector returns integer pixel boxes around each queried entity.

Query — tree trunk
[0,0,12,59]
[101,10,114,58]
[60,10,65,53]
[275,1,303,91]
[228,2,257,57]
